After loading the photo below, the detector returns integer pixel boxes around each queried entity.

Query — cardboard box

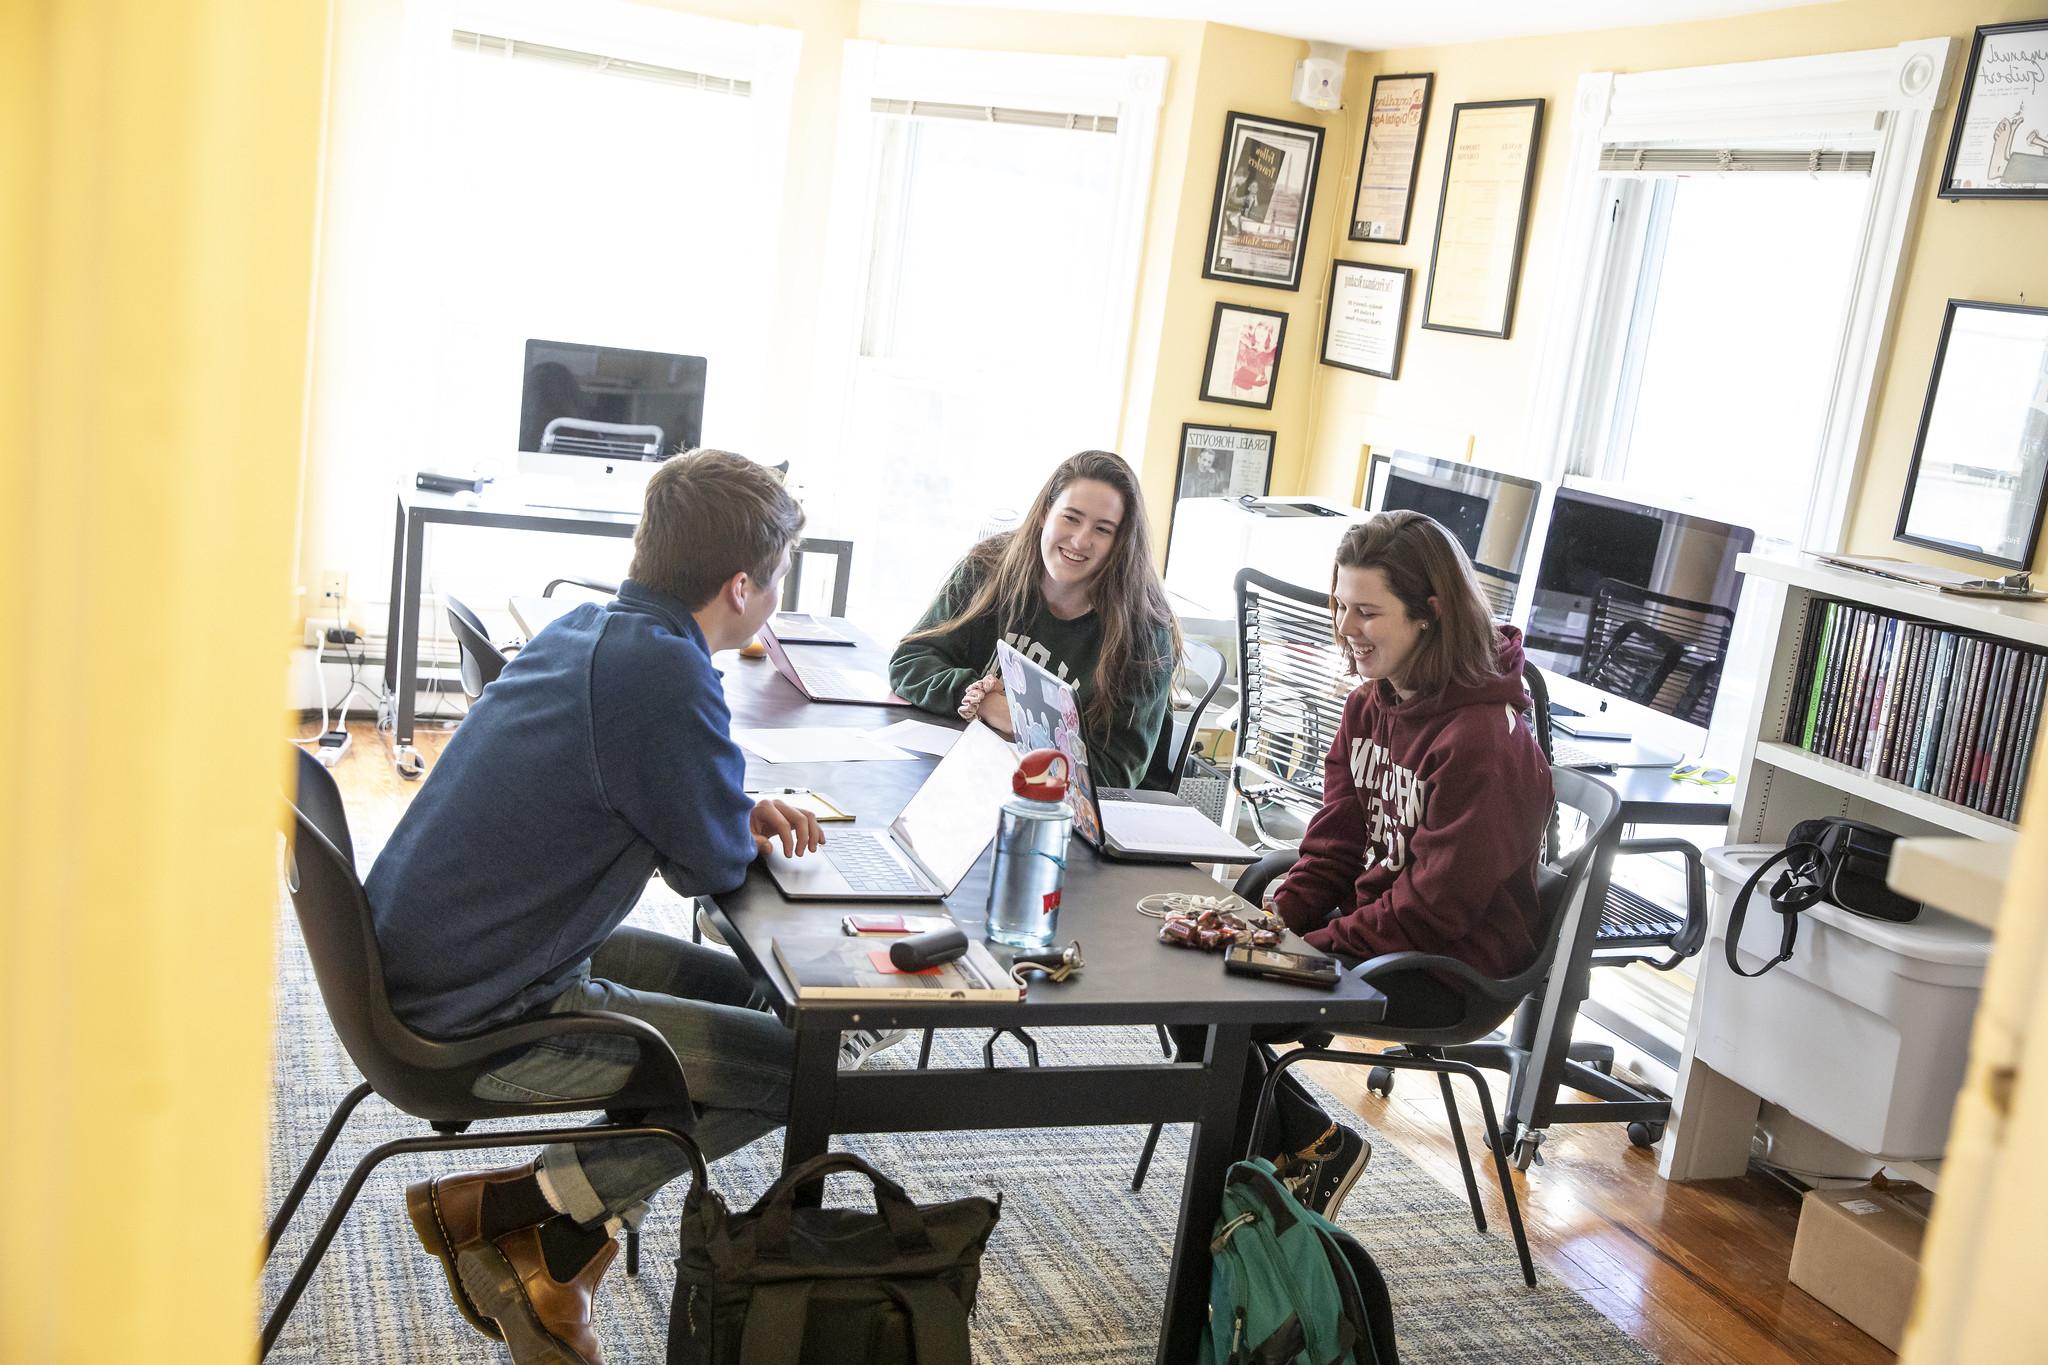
[1788,1181,1934,1351]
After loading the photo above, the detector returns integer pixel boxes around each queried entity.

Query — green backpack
[1201,1158,1399,1365]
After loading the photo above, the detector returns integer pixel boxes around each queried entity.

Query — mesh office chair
[1581,577,1737,727]
[1141,638,1229,794]
[540,416,666,460]
[444,594,511,699]
[1232,569,1352,847]
[263,748,705,1358]
[1471,562,1520,623]
[1130,767,1623,1288]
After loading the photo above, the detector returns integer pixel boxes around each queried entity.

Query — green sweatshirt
[888,556,1175,789]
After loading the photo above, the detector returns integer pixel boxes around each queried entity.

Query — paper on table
[863,719,964,757]
[731,728,918,763]
[1101,801,1248,856]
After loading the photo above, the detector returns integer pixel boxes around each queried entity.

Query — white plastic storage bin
[1698,844,1993,1160]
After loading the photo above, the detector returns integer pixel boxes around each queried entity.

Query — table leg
[392,510,427,779]
[781,1022,840,1208]
[1158,1021,1251,1365]
[382,495,405,697]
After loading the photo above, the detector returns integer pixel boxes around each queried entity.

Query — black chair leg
[1130,1122,1166,1192]
[1443,1058,1537,1288]
[1155,1024,1173,1057]
[625,1227,640,1276]
[1435,1069,1488,1234]
[265,1080,374,1261]
[917,1027,936,1068]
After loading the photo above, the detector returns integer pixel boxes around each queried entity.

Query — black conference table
[707,626,1388,1365]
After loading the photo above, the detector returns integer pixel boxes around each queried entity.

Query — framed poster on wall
[1167,422,1275,564]
[1421,98,1544,339]
[1939,19,2048,199]
[1202,111,1325,291]
[1198,302,1288,409]
[1320,261,1411,380]
[1349,73,1433,243]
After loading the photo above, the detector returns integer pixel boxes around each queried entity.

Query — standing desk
[709,628,1388,1365]
[1502,767,1731,1163]
[381,486,636,777]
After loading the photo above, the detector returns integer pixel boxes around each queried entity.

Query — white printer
[1164,496,1368,623]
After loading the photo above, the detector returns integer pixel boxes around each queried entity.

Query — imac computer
[1364,451,1543,621]
[510,339,707,512]
[1525,485,1754,763]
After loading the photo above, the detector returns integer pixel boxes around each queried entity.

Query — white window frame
[1521,39,1957,558]
[804,40,1168,474]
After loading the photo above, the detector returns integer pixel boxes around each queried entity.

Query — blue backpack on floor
[1201,1158,1399,1365]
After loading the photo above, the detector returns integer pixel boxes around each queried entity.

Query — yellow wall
[1299,0,2048,578]
[0,1,325,1360]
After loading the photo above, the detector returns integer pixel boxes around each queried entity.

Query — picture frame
[1167,422,1276,563]
[1349,73,1433,243]
[1421,98,1544,339]
[1320,260,1411,380]
[1894,298,2048,571]
[1938,19,2048,200]
[1199,301,1288,410]
[1202,111,1325,291]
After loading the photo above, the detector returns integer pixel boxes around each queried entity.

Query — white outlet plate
[318,570,348,606]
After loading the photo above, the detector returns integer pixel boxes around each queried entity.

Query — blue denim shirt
[365,580,755,1036]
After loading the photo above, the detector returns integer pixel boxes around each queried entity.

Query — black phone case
[1223,947,1340,989]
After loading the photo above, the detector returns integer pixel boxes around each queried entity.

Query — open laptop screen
[994,641,1105,847]
[889,720,1020,892]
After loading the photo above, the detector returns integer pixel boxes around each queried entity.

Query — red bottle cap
[1013,748,1070,801]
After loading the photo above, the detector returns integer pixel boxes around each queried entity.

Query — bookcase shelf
[1753,741,2019,845]
[1739,555,2048,649]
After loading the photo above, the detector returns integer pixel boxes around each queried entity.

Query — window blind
[869,97,1117,134]
[1598,145,1874,175]
[451,30,751,97]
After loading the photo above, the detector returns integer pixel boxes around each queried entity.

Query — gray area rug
[262,876,1656,1364]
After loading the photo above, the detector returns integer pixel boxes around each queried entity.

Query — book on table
[771,936,1021,1001]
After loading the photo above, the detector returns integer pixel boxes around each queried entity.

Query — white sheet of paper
[863,719,964,757]
[732,728,918,763]
[1102,801,1247,855]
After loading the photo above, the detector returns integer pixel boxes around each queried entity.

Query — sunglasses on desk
[1669,762,1735,787]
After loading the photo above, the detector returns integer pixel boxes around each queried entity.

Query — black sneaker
[838,1028,911,1069]
[1282,1124,1371,1220]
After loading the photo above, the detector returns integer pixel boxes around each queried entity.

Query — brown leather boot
[403,1161,538,1339]
[456,1219,616,1365]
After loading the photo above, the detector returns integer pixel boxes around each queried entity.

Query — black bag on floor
[669,1152,1000,1365]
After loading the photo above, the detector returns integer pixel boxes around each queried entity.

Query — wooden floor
[303,715,1894,1365]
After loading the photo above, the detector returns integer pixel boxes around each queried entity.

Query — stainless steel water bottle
[984,748,1073,949]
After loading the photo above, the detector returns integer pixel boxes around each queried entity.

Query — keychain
[1010,939,1085,986]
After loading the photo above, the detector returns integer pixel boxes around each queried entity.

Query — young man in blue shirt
[366,450,840,1364]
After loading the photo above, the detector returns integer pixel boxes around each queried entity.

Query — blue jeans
[472,926,793,1226]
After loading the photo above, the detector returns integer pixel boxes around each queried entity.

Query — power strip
[313,727,352,767]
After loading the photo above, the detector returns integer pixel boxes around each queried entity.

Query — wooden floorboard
[305,717,1896,1365]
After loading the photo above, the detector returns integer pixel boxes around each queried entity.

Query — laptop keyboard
[802,664,873,695]
[825,832,925,893]
[1551,737,1609,768]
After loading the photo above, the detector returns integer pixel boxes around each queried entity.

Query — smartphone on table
[1222,944,1343,989]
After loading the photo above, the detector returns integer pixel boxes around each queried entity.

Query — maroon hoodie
[1271,627,1554,980]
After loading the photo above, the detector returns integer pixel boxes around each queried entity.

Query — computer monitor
[1364,451,1543,620]
[516,339,707,482]
[1526,486,1754,730]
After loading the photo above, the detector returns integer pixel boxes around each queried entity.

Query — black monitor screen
[1528,487,1754,726]
[519,339,707,459]
[1383,473,1488,559]
[1366,452,1542,584]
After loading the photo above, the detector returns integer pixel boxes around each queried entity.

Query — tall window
[800,47,1164,642]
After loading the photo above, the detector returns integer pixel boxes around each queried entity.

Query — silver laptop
[762,720,1016,900]
[996,641,1257,865]
[758,621,911,706]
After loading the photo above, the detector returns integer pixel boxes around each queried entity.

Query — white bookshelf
[1659,553,2033,1186]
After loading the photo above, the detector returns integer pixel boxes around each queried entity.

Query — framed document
[1202,111,1325,291]
[1320,261,1410,380]
[1894,299,2048,569]
[1422,98,1544,339]
[1199,302,1288,410]
[1349,73,1433,243]
[1939,19,2048,199]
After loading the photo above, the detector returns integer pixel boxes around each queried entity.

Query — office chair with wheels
[1141,638,1229,794]
[540,416,665,460]
[263,747,706,1359]
[1129,768,1621,1288]
[444,594,510,699]
[1232,569,1351,847]
[1581,578,1736,726]
[1471,562,1520,623]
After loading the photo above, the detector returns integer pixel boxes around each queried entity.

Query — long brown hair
[1332,511,1500,695]
[906,450,1181,730]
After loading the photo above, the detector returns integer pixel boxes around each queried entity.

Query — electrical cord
[1135,891,1263,920]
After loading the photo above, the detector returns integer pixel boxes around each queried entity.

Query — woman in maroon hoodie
[1259,510,1553,1217]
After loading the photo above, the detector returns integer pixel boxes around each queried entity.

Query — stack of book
[1784,599,2045,823]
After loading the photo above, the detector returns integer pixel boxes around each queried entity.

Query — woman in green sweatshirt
[889,450,1181,789]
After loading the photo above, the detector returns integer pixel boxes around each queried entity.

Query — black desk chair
[1141,638,1229,794]
[444,594,510,699]
[262,748,705,1358]
[1517,662,1709,1150]
[1582,577,1736,727]
[1231,569,1351,847]
[1129,767,1621,1288]
[1471,562,1520,623]
[534,537,854,619]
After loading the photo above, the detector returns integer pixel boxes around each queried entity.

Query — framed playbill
[1349,73,1433,243]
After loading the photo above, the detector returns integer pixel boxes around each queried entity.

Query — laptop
[758,621,911,706]
[1548,704,1681,769]
[996,641,1258,865]
[762,720,1016,900]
